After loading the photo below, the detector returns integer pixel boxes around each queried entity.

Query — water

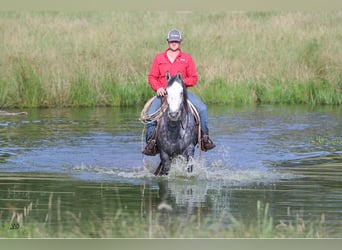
[1,105,342,237]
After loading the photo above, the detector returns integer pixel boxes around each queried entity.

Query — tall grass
[0,199,329,238]
[0,11,341,108]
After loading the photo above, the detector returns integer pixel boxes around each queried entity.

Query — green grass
[0,200,329,238]
[0,11,342,108]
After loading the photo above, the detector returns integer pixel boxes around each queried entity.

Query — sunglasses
[168,41,180,44]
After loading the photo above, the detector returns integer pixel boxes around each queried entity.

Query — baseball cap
[167,29,182,42]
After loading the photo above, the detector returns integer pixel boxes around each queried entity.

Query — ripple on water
[69,151,296,186]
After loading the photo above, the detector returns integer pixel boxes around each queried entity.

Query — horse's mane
[167,74,189,109]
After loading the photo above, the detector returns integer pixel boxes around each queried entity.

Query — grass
[0,199,329,238]
[311,135,342,148]
[0,11,342,108]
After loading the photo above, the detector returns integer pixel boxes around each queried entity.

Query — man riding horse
[143,29,215,156]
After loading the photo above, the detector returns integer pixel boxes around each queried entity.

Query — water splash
[70,145,295,185]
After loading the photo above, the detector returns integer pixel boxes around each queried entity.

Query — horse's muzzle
[168,111,181,121]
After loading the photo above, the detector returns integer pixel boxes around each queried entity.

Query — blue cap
[167,29,182,42]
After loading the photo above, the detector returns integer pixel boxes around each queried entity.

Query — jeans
[145,91,209,142]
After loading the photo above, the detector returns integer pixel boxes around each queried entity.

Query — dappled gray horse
[155,73,198,176]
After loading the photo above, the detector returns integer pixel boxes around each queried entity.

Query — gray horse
[154,73,198,176]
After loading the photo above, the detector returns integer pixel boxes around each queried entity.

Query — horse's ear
[177,72,182,80]
[166,72,171,81]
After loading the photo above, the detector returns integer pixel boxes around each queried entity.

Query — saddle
[140,96,203,151]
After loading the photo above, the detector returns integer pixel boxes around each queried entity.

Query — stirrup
[201,135,216,151]
[142,139,158,156]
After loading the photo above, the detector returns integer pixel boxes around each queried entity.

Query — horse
[154,72,199,176]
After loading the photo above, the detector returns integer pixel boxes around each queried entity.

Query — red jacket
[148,49,198,91]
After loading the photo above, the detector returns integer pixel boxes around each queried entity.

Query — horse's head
[166,72,187,121]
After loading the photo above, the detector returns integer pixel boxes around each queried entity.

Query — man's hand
[156,87,166,97]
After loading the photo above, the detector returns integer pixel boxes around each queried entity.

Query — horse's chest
[158,125,189,151]
[163,140,186,155]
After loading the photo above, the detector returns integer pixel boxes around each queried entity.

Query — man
[143,29,215,155]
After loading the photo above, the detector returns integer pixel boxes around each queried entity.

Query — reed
[0,11,341,108]
[0,200,329,238]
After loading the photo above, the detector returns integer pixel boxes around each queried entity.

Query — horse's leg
[154,162,163,176]
[155,151,172,176]
[187,161,193,173]
[184,145,195,173]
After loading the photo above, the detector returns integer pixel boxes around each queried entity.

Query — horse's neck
[165,119,183,141]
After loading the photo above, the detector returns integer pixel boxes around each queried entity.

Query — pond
[0,105,341,237]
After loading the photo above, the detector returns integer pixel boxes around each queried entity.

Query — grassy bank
[1,200,329,238]
[0,11,341,108]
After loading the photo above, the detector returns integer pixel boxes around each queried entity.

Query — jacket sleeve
[148,55,163,92]
[183,55,198,87]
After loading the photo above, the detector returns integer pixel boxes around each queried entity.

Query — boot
[201,134,216,151]
[142,130,159,156]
